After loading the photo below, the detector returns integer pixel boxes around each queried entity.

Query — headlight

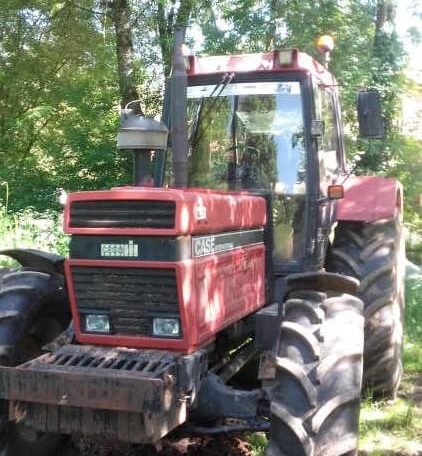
[84,314,110,333]
[152,318,180,337]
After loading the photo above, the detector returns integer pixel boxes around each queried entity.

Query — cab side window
[315,86,340,177]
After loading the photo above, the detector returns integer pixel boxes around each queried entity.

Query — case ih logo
[100,240,139,258]
[192,230,263,258]
[193,236,216,257]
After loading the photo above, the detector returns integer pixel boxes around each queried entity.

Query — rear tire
[267,289,364,456]
[328,219,405,399]
[0,269,70,456]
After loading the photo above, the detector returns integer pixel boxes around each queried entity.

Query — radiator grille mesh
[71,266,179,337]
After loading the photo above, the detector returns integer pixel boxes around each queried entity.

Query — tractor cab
[181,49,345,271]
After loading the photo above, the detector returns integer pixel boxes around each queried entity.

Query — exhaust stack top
[117,101,168,186]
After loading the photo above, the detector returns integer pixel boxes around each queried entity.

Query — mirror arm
[341,163,359,185]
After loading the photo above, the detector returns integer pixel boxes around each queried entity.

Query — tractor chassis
[0,271,360,445]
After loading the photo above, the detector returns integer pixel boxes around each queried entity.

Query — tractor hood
[64,187,267,236]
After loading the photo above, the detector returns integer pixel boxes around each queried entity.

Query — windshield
[187,80,307,263]
[187,81,306,194]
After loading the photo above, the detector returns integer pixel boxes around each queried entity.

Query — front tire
[267,287,364,456]
[0,269,70,456]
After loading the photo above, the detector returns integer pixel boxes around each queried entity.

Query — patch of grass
[246,432,267,456]
[403,277,422,372]
[359,394,422,455]
[0,205,69,267]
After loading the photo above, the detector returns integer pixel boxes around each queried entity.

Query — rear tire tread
[328,218,405,399]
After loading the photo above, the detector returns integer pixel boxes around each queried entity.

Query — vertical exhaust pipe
[170,27,189,188]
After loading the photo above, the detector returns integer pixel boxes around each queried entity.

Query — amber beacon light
[317,35,335,67]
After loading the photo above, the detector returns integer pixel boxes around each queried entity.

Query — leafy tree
[0,0,127,210]
[0,0,417,236]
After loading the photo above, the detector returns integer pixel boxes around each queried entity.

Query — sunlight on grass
[247,397,422,456]
[403,340,422,373]
[359,396,422,455]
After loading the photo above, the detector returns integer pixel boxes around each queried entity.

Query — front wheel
[267,285,364,456]
[0,269,70,456]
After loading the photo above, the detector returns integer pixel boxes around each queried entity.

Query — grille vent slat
[70,200,176,229]
[74,292,179,303]
[71,267,180,337]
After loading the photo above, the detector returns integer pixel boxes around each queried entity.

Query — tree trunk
[156,0,194,78]
[157,1,175,78]
[110,0,140,110]
[175,0,194,27]
[374,0,395,55]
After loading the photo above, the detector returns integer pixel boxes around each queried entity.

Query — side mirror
[357,89,384,139]
[311,120,325,137]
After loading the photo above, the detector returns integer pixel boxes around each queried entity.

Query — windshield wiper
[189,72,236,154]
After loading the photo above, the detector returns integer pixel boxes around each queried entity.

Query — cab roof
[187,49,337,88]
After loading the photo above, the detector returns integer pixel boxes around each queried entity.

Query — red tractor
[0,33,404,456]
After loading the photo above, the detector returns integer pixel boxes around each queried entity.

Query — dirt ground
[65,435,253,456]
[62,373,421,456]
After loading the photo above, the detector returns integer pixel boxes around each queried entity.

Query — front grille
[70,200,176,229]
[71,266,179,337]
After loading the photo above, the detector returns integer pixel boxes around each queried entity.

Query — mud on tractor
[0,32,404,456]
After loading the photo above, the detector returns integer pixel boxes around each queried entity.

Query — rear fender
[337,176,403,223]
[0,249,65,274]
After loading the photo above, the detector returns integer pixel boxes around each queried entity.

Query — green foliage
[0,1,414,204]
[0,205,69,267]
[247,432,267,456]
[0,0,418,230]
[403,276,422,372]
[387,136,422,234]
[0,0,131,211]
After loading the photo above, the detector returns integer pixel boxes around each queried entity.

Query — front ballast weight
[0,344,208,444]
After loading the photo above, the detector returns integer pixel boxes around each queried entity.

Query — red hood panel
[64,187,267,236]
